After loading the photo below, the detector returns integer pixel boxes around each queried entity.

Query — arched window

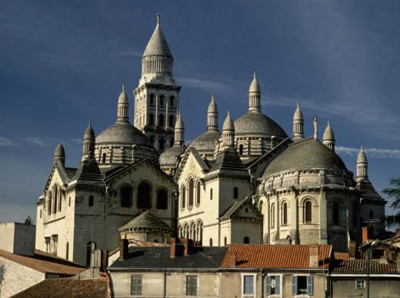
[184,224,189,238]
[40,209,42,219]
[169,115,174,127]
[196,181,201,205]
[149,113,154,126]
[58,190,62,212]
[66,242,69,260]
[282,202,288,225]
[188,179,194,207]
[69,196,71,207]
[233,187,239,199]
[190,222,196,241]
[159,95,164,106]
[181,186,186,208]
[89,195,94,207]
[156,189,168,209]
[198,221,203,244]
[120,186,132,208]
[102,153,107,164]
[271,203,275,228]
[304,201,312,223]
[224,237,227,246]
[53,187,58,214]
[243,236,250,244]
[209,238,213,247]
[137,182,151,209]
[210,188,213,200]
[333,201,340,225]
[239,144,244,155]
[159,114,165,127]
[48,192,52,215]
[149,94,154,106]
[169,96,174,106]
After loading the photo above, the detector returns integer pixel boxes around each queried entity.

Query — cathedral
[35,14,386,266]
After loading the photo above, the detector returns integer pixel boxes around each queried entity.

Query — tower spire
[222,111,235,149]
[249,72,261,113]
[357,146,368,182]
[323,121,335,151]
[157,12,160,25]
[292,102,304,140]
[117,85,129,123]
[174,111,185,146]
[207,94,219,132]
[53,144,66,166]
[82,122,95,161]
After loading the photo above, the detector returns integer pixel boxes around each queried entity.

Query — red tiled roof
[334,252,350,260]
[0,249,84,276]
[332,259,399,274]
[221,244,331,269]
[12,277,110,298]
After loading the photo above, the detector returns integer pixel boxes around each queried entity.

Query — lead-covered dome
[189,130,220,152]
[234,112,288,138]
[160,145,186,167]
[96,122,152,147]
[263,138,347,177]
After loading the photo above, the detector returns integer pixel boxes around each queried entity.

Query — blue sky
[0,0,399,223]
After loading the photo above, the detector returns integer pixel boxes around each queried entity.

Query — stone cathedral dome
[234,112,287,138]
[96,122,152,147]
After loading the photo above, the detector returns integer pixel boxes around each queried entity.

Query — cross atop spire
[157,13,160,25]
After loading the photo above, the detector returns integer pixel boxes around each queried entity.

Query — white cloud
[0,137,15,147]
[26,137,46,146]
[336,146,400,159]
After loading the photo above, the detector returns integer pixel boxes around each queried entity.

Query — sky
[0,0,399,223]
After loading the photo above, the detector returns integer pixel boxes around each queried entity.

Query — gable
[176,149,209,184]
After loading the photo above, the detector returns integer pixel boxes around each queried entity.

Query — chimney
[309,245,319,268]
[181,238,194,256]
[362,226,368,244]
[120,239,129,260]
[349,241,356,259]
[170,238,177,258]
[101,250,109,272]
[170,238,184,258]
[228,251,236,268]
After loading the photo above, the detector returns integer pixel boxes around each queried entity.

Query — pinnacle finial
[157,13,160,25]
[253,72,257,80]
[88,120,92,127]
[122,84,125,92]
[313,115,318,139]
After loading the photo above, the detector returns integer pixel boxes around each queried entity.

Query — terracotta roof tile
[221,244,331,269]
[12,277,110,298]
[332,259,398,274]
[0,249,84,276]
[334,252,350,260]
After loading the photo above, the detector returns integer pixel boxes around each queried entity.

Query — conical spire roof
[118,85,128,104]
[293,103,304,121]
[54,144,65,159]
[175,111,184,130]
[143,13,172,58]
[207,94,218,113]
[249,72,261,93]
[357,146,368,164]
[223,111,235,131]
[84,121,95,141]
[323,121,335,141]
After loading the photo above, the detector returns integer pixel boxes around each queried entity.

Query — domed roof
[119,210,172,233]
[189,130,220,152]
[323,121,335,141]
[223,111,234,131]
[234,112,288,138]
[263,138,347,177]
[96,122,152,147]
[143,15,172,58]
[160,145,186,166]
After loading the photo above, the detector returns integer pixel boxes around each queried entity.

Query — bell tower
[133,14,181,153]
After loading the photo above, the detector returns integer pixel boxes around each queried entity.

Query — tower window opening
[102,153,107,164]
[333,201,340,225]
[188,179,194,207]
[282,202,288,225]
[196,181,201,205]
[181,186,186,208]
[169,115,174,127]
[120,186,133,208]
[149,114,154,126]
[159,114,165,127]
[239,144,244,155]
[304,201,312,223]
[159,95,164,106]
[88,195,94,207]
[156,189,168,210]
[243,236,250,244]
[233,187,239,199]
[137,182,152,209]
[149,94,154,106]
[169,96,174,106]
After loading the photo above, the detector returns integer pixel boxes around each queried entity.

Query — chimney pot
[309,244,319,268]
[120,239,129,260]
[362,226,369,244]
[228,251,236,268]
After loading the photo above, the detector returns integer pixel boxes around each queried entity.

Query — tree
[383,177,400,228]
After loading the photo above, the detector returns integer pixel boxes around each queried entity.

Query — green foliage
[383,177,400,227]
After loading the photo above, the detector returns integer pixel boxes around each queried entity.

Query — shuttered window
[265,275,280,295]
[131,275,142,295]
[292,275,313,295]
[243,275,254,295]
[186,275,197,296]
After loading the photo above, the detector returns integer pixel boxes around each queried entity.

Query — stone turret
[174,111,184,146]
[207,94,219,132]
[292,103,304,140]
[357,147,368,182]
[53,144,66,166]
[222,111,235,149]
[117,85,129,123]
[83,122,95,161]
[323,121,335,152]
[248,72,261,113]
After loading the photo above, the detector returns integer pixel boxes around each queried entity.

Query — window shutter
[276,276,281,295]
[265,276,271,295]
[307,275,314,295]
[292,276,297,295]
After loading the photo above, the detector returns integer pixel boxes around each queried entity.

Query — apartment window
[242,275,255,296]
[356,279,366,289]
[131,275,142,295]
[186,275,198,296]
[292,275,313,295]
[265,275,281,295]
